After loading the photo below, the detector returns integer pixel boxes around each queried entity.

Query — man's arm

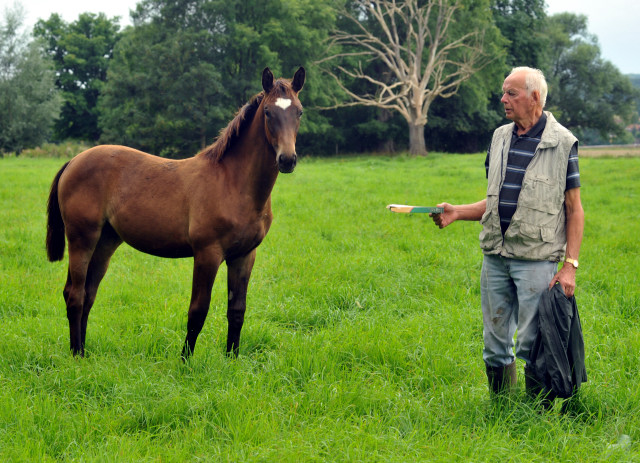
[549,187,584,297]
[430,199,487,229]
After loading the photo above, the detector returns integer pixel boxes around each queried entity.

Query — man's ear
[531,90,541,106]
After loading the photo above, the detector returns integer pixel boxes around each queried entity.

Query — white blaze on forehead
[275,98,292,110]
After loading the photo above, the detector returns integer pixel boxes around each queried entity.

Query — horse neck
[223,112,279,207]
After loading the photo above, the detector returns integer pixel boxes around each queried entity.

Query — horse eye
[265,109,271,119]
[298,109,303,118]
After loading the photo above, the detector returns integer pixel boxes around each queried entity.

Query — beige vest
[479,112,578,261]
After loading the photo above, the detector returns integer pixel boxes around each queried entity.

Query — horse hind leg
[80,224,122,352]
[64,223,118,356]
[65,245,96,357]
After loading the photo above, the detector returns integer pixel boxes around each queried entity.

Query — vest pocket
[518,175,563,214]
[519,222,555,243]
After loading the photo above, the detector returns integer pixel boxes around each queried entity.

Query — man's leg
[481,254,519,395]
[511,258,557,405]
[510,259,558,364]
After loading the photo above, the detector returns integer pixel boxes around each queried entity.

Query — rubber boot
[485,361,517,397]
[524,364,555,409]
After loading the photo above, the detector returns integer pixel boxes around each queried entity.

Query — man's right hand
[430,203,457,229]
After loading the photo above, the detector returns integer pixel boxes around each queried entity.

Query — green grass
[1,153,639,461]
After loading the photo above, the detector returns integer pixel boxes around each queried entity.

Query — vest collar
[537,111,560,149]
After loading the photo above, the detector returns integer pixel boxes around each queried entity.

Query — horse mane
[202,80,293,162]
[201,92,265,162]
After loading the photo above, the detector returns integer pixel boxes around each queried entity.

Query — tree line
[1,0,638,157]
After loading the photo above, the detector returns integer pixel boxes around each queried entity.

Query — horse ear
[262,67,274,93]
[292,66,305,93]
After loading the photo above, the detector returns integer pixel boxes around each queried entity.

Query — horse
[46,67,305,359]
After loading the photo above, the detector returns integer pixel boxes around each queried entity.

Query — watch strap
[565,257,579,268]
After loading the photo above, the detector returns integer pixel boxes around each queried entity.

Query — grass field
[1,152,639,461]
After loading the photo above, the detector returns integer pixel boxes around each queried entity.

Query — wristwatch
[565,257,579,269]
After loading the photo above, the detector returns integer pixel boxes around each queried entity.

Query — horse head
[261,67,305,173]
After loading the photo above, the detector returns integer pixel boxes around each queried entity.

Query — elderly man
[431,67,584,399]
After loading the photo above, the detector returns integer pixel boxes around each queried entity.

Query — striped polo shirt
[485,113,581,235]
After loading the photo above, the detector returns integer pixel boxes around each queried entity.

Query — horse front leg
[226,249,257,357]
[181,247,222,360]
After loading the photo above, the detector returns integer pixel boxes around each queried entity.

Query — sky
[4,0,639,74]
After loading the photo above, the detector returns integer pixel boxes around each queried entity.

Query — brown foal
[46,67,305,359]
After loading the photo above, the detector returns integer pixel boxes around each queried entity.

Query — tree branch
[316,0,497,153]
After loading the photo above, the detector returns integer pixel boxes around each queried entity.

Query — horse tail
[46,162,69,262]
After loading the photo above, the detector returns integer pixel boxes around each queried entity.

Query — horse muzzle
[277,152,297,173]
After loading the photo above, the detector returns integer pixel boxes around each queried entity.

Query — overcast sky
[6,0,639,74]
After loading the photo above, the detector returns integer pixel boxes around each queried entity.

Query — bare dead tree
[317,0,496,155]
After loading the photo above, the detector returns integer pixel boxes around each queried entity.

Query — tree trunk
[408,121,427,156]
[200,127,207,150]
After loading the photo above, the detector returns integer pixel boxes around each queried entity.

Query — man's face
[500,72,536,125]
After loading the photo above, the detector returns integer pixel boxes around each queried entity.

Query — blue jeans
[481,254,557,367]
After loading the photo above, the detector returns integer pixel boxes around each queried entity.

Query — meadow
[0,152,639,461]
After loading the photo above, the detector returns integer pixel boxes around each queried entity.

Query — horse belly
[109,209,193,258]
[123,234,193,259]
[107,188,193,258]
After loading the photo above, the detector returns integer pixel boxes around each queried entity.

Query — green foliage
[98,22,226,157]
[489,4,640,147]
[630,74,640,113]
[34,13,122,142]
[320,0,507,155]
[1,153,640,460]
[16,141,91,159]
[491,0,548,69]
[544,13,639,143]
[99,0,335,157]
[3,1,639,155]
[266,0,339,154]
[0,5,61,154]
[311,0,407,153]
[422,0,511,153]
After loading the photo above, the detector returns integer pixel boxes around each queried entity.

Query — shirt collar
[512,112,547,138]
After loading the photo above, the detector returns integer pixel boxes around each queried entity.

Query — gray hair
[509,66,548,108]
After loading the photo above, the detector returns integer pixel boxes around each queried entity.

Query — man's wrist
[564,257,579,269]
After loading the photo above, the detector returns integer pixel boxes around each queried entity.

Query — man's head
[501,67,547,128]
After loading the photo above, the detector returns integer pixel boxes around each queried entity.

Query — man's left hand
[549,265,577,297]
